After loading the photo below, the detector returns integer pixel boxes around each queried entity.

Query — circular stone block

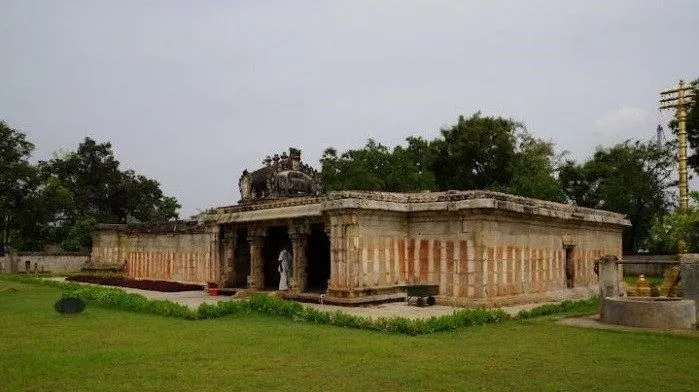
[601,297,696,330]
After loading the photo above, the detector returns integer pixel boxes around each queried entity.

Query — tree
[12,177,75,251]
[431,113,518,191]
[0,121,38,252]
[39,137,180,249]
[506,132,566,202]
[646,191,699,254]
[429,114,565,201]
[39,138,123,222]
[321,114,566,202]
[559,140,674,252]
[320,139,436,192]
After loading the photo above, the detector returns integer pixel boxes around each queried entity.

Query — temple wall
[327,207,622,305]
[91,225,218,285]
[458,211,621,305]
[354,211,409,289]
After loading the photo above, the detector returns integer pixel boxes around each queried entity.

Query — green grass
[1,280,697,392]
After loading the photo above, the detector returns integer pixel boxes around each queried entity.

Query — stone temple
[91,148,630,306]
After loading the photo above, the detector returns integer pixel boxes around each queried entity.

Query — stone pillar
[324,224,332,290]
[221,229,236,287]
[248,227,265,290]
[328,216,342,295]
[327,213,358,297]
[209,225,220,284]
[289,222,310,292]
[597,254,620,299]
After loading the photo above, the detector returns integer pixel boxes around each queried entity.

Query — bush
[516,297,599,319]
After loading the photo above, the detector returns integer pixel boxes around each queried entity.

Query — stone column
[221,229,237,287]
[326,212,359,297]
[326,215,342,295]
[209,225,220,285]
[289,222,310,293]
[324,224,333,292]
[248,227,265,290]
[597,254,620,299]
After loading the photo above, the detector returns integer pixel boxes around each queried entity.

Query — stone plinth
[601,297,696,330]
[679,259,698,322]
[598,255,620,299]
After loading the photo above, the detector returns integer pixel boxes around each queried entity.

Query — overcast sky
[1,0,697,217]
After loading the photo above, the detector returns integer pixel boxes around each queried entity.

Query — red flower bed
[66,275,204,292]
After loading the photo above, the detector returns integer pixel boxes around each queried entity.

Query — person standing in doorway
[278,245,291,290]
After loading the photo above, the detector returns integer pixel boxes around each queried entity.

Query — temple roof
[204,190,631,227]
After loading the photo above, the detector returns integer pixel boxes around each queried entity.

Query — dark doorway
[262,226,289,290]
[565,247,574,289]
[233,228,251,288]
[305,224,330,292]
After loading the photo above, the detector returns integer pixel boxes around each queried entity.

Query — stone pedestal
[598,254,620,299]
[679,259,698,322]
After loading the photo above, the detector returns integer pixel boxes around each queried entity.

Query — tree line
[321,101,699,253]
[1,121,180,252]
[2,80,697,254]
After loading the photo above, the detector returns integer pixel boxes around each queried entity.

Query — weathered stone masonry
[91,221,220,285]
[315,191,626,305]
[92,190,629,306]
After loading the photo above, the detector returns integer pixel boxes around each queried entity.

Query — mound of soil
[66,275,204,292]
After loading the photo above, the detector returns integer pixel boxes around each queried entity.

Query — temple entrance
[262,226,289,290]
[305,224,330,292]
[565,246,574,289]
[233,228,251,288]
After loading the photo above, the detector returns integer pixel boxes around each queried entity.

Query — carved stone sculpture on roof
[238,148,321,202]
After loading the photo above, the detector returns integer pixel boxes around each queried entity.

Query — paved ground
[48,277,564,320]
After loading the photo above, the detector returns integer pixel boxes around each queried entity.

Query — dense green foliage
[0,121,38,252]
[2,279,697,392]
[321,113,564,202]
[320,139,436,192]
[646,191,699,253]
[516,297,600,319]
[559,140,674,252]
[0,123,180,251]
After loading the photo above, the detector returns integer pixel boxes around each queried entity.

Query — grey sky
[1,0,697,217]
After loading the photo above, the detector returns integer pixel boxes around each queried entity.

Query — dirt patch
[66,275,204,292]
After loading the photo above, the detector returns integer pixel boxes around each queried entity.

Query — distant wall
[622,254,678,276]
[0,252,89,273]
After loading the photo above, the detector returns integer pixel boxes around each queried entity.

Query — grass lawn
[1,280,697,392]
